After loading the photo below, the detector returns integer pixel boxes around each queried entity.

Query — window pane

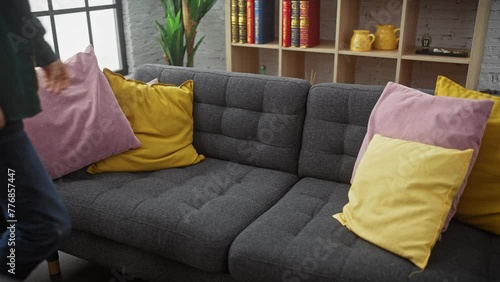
[37,16,54,50]
[52,0,85,10]
[88,0,115,6]
[54,12,89,61]
[90,9,121,70]
[29,0,48,12]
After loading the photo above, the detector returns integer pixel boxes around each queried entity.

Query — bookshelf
[225,0,492,89]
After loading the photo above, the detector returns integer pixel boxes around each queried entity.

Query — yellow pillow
[333,134,473,269]
[435,76,500,235]
[87,69,205,173]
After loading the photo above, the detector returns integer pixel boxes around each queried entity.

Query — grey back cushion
[298,83,385,183]
[134,64,310,174]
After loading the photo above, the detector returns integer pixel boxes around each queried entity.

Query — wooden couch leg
[46,251,61,276]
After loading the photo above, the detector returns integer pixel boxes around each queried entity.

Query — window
[29,0,128,74]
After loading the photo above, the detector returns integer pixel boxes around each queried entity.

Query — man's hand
[0,106,5,129]
[42,59,69,94]
[0,60,68,130]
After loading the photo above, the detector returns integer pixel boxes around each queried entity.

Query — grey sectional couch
[55,64,500,282]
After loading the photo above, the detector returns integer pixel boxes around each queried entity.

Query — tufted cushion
[229,177,500,282]
[298,83,384,182]
[134,64,310,174]
[56,158,299,272]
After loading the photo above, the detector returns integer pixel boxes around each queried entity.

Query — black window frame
[32,0,128,75]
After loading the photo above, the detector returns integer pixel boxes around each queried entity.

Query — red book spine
[247,0,255,43]
[282,0,291,47]
[299,0,320,48]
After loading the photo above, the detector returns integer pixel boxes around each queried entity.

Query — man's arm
[0,0,58,67]
[0,1,68,94]
[30,16,69,94]
[0,1,69,128]
[32,16,58,67]
[0,107,4,129]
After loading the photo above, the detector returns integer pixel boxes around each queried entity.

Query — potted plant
[156,0,217,67]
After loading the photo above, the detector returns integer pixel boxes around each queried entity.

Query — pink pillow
[352,82,493,232]
[24,45,140,179]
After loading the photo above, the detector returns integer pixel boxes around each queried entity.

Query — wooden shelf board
[282,40,335,54]
[402,54,470,64]
[338,49,399,59]
[225,0,487,87]
[231,39,281,50]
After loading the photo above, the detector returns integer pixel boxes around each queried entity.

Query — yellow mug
[350,30,375,52]
[374,24,400,50]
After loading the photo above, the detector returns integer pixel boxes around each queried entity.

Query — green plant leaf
[156,7,187,66]
[186,21,198,42]
[156,0,216,66]
[188,0,217,22]
[155,21,174,64]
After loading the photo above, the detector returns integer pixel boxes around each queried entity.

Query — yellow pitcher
[350,30,375,52]
[374,24,400,50]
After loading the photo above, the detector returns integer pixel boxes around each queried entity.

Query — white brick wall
[416,0,477,49]
[479,0,500,90]
[190,0,226,69]
[359,0,402,31]
[123,0,500,90]
[122,0,226,73]
[122,0,166,74]
[320,0,337,41]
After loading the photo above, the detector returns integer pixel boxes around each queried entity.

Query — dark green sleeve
[32,16,58,67]
[0,0,59,67]
[0,1,48,121]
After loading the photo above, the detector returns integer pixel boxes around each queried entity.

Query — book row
[230,0,320,48]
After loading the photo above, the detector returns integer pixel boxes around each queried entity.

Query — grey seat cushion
[229,177,500,282]
[56,158,299,273]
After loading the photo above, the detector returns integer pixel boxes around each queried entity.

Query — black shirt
[0,0,58,121]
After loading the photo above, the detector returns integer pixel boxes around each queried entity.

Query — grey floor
[24,252,146,282]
